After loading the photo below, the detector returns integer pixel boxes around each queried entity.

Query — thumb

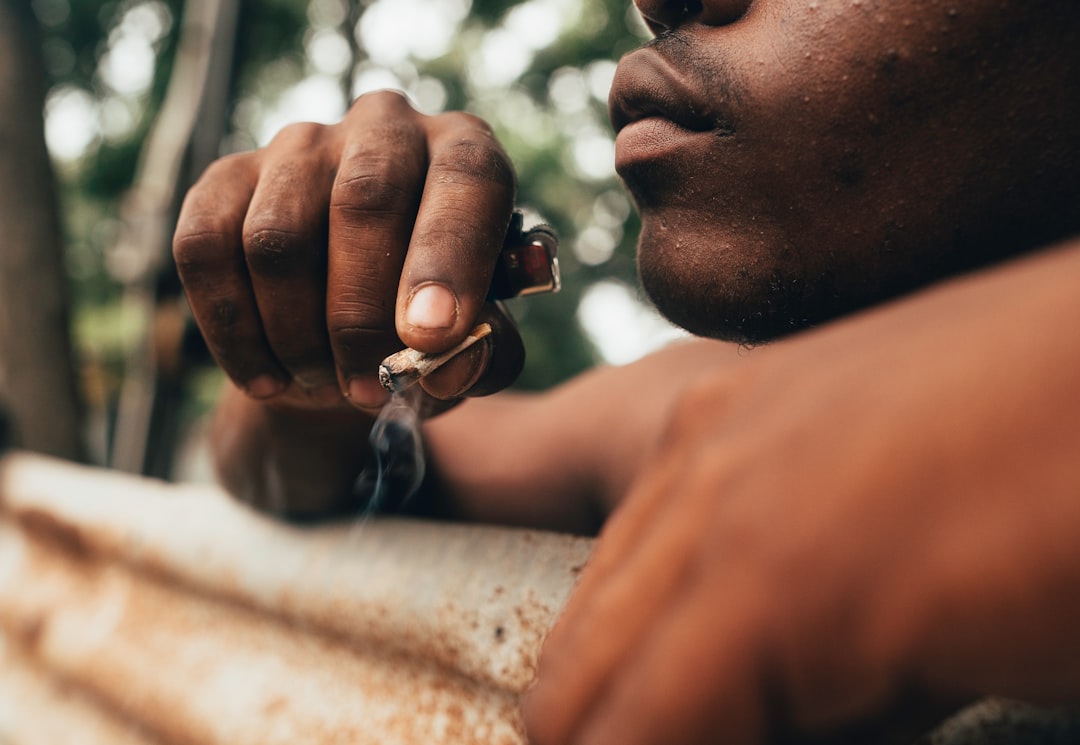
[417,302,525,400]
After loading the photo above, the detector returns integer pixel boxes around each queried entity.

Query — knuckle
[431,138,516,193]
[267,120,328,150]
[242,226,315,278]
[327,298,394,336]
[332,121,423,218]
[173,221,234,281]
[331,167,413,218]
[437,110,495,137]
[354,88,417,115]
[195,151,254,184]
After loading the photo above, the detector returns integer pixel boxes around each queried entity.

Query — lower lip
[614,117,709,170]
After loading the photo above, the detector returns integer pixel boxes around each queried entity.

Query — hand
[523,244,1080,744]
[173,90,524,417]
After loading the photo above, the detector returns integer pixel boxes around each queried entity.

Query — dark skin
[175,0,1080,741]
[176,95,525,513]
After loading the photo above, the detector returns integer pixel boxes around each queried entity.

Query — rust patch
[16,612,45,650]
[15,508,93,560]
[262,697,288,716]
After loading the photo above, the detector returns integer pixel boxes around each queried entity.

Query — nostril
[636,0,750,33]
[636,0,700,33]
[699,0,755,25]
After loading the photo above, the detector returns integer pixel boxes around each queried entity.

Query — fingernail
[443,338,492,399]
[246,375,285,399]
[419,336,492,400]
[348,375,390,409]
[406,283,458,330]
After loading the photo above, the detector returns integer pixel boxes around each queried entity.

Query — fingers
[397,111,517,352]
[174,152,288,397]
[524,456,703,745]
[572,575,770,745]
[327,92,428,405]
[325,94,519,402]
[525,438,770,745]
[243,122,337,392]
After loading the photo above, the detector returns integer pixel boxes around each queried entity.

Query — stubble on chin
[634,216,838,345]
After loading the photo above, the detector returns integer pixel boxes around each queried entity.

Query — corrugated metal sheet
[0,452,590,745]
[1,452,1077,744]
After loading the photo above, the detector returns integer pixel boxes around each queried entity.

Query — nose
[633,0,751,33]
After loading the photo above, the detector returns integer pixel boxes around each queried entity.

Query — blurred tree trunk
[109,0,241,477]
[0,0,86,461]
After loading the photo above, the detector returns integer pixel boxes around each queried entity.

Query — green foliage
[232,0,309,93]
[31,0,179,395]
[37,0,182,183]
[466,0,525,23]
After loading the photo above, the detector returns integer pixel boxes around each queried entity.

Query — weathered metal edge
[0,451,592,745]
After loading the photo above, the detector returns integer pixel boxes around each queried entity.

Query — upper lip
[609,45,729,136]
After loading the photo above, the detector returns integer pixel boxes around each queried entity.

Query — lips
[609,46,731,138]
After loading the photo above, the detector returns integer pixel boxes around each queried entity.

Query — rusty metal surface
[0,452,590,744]
[0,635,160,745]
[2,451,1079,744]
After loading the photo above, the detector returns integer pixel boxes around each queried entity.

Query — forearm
[210,383,375,518]
[423,338,754,533]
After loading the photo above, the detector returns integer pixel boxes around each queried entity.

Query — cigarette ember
[379,323,493,393]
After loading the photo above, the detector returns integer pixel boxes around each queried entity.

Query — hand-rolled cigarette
[378,323,493,393]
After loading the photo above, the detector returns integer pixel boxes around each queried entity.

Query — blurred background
[0,0,685,481]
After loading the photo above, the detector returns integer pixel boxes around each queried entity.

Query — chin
[639,259,814,345]
[634,218,848,345]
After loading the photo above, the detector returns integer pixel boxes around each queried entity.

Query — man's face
[610,0,1080,342]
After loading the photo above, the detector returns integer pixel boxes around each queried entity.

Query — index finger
[396,112,517,353]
